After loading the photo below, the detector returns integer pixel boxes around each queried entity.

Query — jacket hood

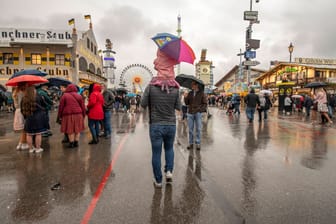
[65,84,78,93]
[93,83,101,92]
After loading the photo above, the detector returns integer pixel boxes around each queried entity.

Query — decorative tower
[103,39,116,88]
[176,14,181,75]
[68,18,78,84]
[196,49,213,93]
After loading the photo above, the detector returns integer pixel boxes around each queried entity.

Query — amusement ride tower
[102,39,116,88]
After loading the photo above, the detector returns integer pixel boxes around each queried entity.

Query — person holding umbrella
[37,83,53,137]
[184,81,208,150]
[314,88,333,125]
[141,49,182,188]
[12,83,29,150]
[21,86,49,153]
[6,74,49,153]
[142,33,195,188]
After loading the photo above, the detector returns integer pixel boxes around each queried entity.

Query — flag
[68,18,75,25]
[84,15,91,20]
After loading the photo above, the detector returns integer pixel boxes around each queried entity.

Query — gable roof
[215,65,266,87]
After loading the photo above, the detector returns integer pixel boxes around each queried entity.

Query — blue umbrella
[151,33,179,48]
[47,77,72,88]
[10,69,48,79]
[126,92,136,97]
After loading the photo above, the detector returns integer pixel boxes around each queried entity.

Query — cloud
[2,0,336,84]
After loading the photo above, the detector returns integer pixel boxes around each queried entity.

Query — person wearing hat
[37,83,53,137]
[141,49,181,188]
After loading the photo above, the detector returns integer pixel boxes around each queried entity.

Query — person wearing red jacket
[87,83,104,144]
[58,84,86,148]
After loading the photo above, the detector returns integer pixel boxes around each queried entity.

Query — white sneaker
[165,171,173,183]
[29,148,35,153]
[153,179,162,188]
[16,143,22,150]
[34,148,44,153]
[20,143,29,150]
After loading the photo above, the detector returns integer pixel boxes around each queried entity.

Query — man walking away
[101,83,114,138]
[141,49,181,188]
[257,93,272,121]
[303,94,313,117]
[37,84,53,137]
[232,93,241,115]
[244,88,259,123]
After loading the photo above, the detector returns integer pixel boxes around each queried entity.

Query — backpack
[260,97,266,107]
[130,97,136,105]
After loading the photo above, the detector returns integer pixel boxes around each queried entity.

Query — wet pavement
[0,107,336,224]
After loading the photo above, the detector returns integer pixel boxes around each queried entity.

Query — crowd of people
[200,86,336,128]
[9,80,144,153]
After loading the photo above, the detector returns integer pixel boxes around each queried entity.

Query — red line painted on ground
[81,133,129,224]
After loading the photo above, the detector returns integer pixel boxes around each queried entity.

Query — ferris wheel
[119,64,154,93]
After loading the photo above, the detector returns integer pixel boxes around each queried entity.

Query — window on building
[94,46,97,55]
[3,53,13,64]
[79,57,88,72]
[91,42,93,52]
[89,63,95,74]
[31,53,42,65]
[87,38,90,49]
[55,54,65,65]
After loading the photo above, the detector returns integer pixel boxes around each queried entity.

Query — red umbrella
[152,33,196,64]
[5,75,48,87]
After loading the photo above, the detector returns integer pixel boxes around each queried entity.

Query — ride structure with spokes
[119,64,154,93]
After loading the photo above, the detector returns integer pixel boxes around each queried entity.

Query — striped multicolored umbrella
[151,33,196,64]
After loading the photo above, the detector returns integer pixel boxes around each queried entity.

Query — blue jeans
[187,112,202,145]
[149,124,176,183]
[103,111,112,136]
[328,105,334,118]
[305,106,311,116]
[234,104,240,114]
[258,108,268,120]
[88,119,101,140]
[246,107,256,121]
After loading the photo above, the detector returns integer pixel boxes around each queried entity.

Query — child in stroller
[226,101,234,115]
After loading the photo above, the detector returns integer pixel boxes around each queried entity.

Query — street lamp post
[245,0,260,87]
[237,49,244,92]
[288,42,294,63]
[288,42,294,81]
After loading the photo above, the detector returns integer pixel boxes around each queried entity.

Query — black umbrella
[47,77,72,87]
[10,69,48,79]
[116,87,128,94]
[175,74,204,90]
[304,82,327,88]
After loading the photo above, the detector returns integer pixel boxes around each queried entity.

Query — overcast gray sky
[1,0,335,82]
